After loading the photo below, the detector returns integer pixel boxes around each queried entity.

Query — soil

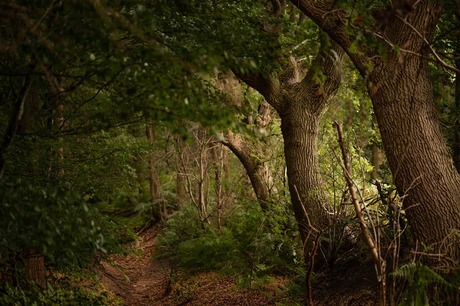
[98,226,377,305]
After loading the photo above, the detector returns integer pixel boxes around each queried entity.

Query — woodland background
[0,1,459,305]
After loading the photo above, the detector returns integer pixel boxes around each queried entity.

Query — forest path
[97,226,280,305]
[98,226,172,305]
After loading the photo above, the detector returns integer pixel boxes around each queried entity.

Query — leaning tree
[290,0,460,264]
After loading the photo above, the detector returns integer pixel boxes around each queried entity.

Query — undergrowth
[0,283,119,306]
[392,263,460,306]
[156,201,302,285]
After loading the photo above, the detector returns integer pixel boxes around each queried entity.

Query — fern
[392,263,458,306]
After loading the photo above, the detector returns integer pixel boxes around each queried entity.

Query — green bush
[227,202,300,276]
[156,201,301,280]
[0,179,125,272]
[392,263,460,306]
[156,205,207,259]
[175,228,236,271]
[0,283,116,306]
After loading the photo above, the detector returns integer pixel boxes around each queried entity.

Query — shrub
[156,201,301,281]
[0,179,125,273]
[0,283,117,306]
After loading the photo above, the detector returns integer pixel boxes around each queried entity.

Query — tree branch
[290,0,371,75]
[231,69,283,112]
[301,32,345,94]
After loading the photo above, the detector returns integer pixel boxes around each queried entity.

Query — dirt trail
[98,227,279,305]
[98,227,172,305]
[98,227,376,305]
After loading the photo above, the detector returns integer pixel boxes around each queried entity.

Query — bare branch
[334,121,387,306]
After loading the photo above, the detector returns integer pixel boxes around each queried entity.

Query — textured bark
[280,96,329,241]
[454,33,460,173]
[223,131,271,210]
[23,249,46,287]
[217,73,274,211]
[455,72,460,173]
[212,143,231,229]
[370,51,460,260]
[236,35,345,246]
[291,0,460,262]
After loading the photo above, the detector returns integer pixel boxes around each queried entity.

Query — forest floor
[97,226,377,305]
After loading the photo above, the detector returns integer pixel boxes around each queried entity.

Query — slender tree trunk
[223,132,271,210]
[146,123,164,221]
[198,145,207,221]
[213,143,226,229]
[176,169,187,206]
[175,136,189,207]
[193,129,211,222]
[0,75,31,180]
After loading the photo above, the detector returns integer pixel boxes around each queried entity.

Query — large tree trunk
[365,2,460,263]
[235,35,345,252]
[280,97,329,243]
[454,1,460,173]
[369,54,460,262]
[455,54,460,173]
[291,0,460,264]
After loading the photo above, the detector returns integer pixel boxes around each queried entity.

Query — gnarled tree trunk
[291,0,460,263]
[236,34,345,251]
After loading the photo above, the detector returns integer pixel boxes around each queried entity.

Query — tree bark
[369,50,460,261]
[223,131,271,210]
[454,3,460,173]
[217,73,275,211]
[236,34,345,248]
[291,0,460,262]
[175,136,189,207]
[22,248,46,288]
[146,123,164,221]
[454,56,460,173]
[280,93,331,242]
